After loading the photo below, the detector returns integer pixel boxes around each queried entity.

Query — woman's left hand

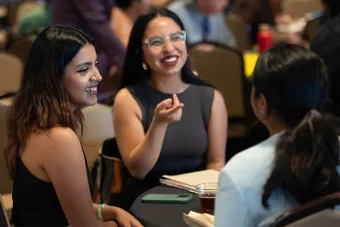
[115,207,143,227]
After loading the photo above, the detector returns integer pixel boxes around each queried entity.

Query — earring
[143,62,148,70]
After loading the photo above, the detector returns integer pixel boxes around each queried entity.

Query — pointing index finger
[173,94,180,105]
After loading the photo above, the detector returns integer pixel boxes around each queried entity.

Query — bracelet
[97,203,107,221]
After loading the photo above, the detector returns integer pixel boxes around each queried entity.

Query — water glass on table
[195,183,218,213]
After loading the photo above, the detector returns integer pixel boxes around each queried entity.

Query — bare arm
[206,90,227,170]
[113,89,183,179]
[37,127,142,227]
[92,204,142,227]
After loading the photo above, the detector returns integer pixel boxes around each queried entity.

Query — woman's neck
[148,73,188,94]
[263,114,289,136]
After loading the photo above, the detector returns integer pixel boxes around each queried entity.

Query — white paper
[162,169,219,187]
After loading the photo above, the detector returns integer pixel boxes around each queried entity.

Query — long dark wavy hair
[4,25,94,178]
[119,8,210,89]
[252,44,340,208]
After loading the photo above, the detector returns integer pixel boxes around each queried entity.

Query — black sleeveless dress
[117,83,214,208]
[11,149,93,226]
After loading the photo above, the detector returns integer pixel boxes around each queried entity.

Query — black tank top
[11,149,93,226]
[120,83,214,208]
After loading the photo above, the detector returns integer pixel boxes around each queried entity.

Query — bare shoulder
[211,89,227,115]
[33,127,79,148]
[114,88,136,107]
[113,88,141,118]
[213,89,225,103]
[46,126,78,140]
[29,127,82,161]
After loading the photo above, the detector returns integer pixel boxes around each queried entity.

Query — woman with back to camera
[113,8,228,207]
[215,44,340,227]
[4,25,142,227]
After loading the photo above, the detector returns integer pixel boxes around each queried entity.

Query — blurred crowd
[0,0,337,97]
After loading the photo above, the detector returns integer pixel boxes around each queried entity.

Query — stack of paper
[183,211,215,227]
[160,169,219,193]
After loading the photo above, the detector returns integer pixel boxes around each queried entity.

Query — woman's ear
[257,93,269,121]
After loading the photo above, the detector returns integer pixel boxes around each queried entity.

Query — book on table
[160,169,219,193]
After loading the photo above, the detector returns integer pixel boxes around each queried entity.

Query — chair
[94,137,127,204]
[80,104,115,170]
[8,35,35,65]
[272,192,340,226]
[282,0,322,19]
[0,53,22,94]
[188,42,251,138]
[0,194,10,227]
[0,97,13,220]
[0,97,13,195]
[304,17,321,41]
[225,12,250,51]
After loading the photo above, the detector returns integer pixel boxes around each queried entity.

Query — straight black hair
[252,44,340,208]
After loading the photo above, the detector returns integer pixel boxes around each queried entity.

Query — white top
[215,134,340,227]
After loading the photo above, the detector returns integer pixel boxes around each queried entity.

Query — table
[130,185,205,227]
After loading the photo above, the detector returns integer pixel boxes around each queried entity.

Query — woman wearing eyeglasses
[113,8,227,208]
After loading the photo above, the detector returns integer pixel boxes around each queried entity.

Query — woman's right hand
[154,94,184,124]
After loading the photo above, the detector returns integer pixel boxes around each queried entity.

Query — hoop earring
[143,62,148,70]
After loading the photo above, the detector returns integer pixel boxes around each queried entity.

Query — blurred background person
[309,0,340,29]
[310,0,340,117]
[168,0,236,46]
[111,0,153,47]
[320,0,340,19]
[234,0,304,45]
[52,0,125,98]
[18,0,51,37]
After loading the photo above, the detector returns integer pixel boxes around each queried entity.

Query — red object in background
[257,24,272,53]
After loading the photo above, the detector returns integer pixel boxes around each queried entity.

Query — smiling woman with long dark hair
[113,8,228,208]
[4,25,142,227]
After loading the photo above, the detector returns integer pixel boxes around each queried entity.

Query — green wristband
[97,203,107,221]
